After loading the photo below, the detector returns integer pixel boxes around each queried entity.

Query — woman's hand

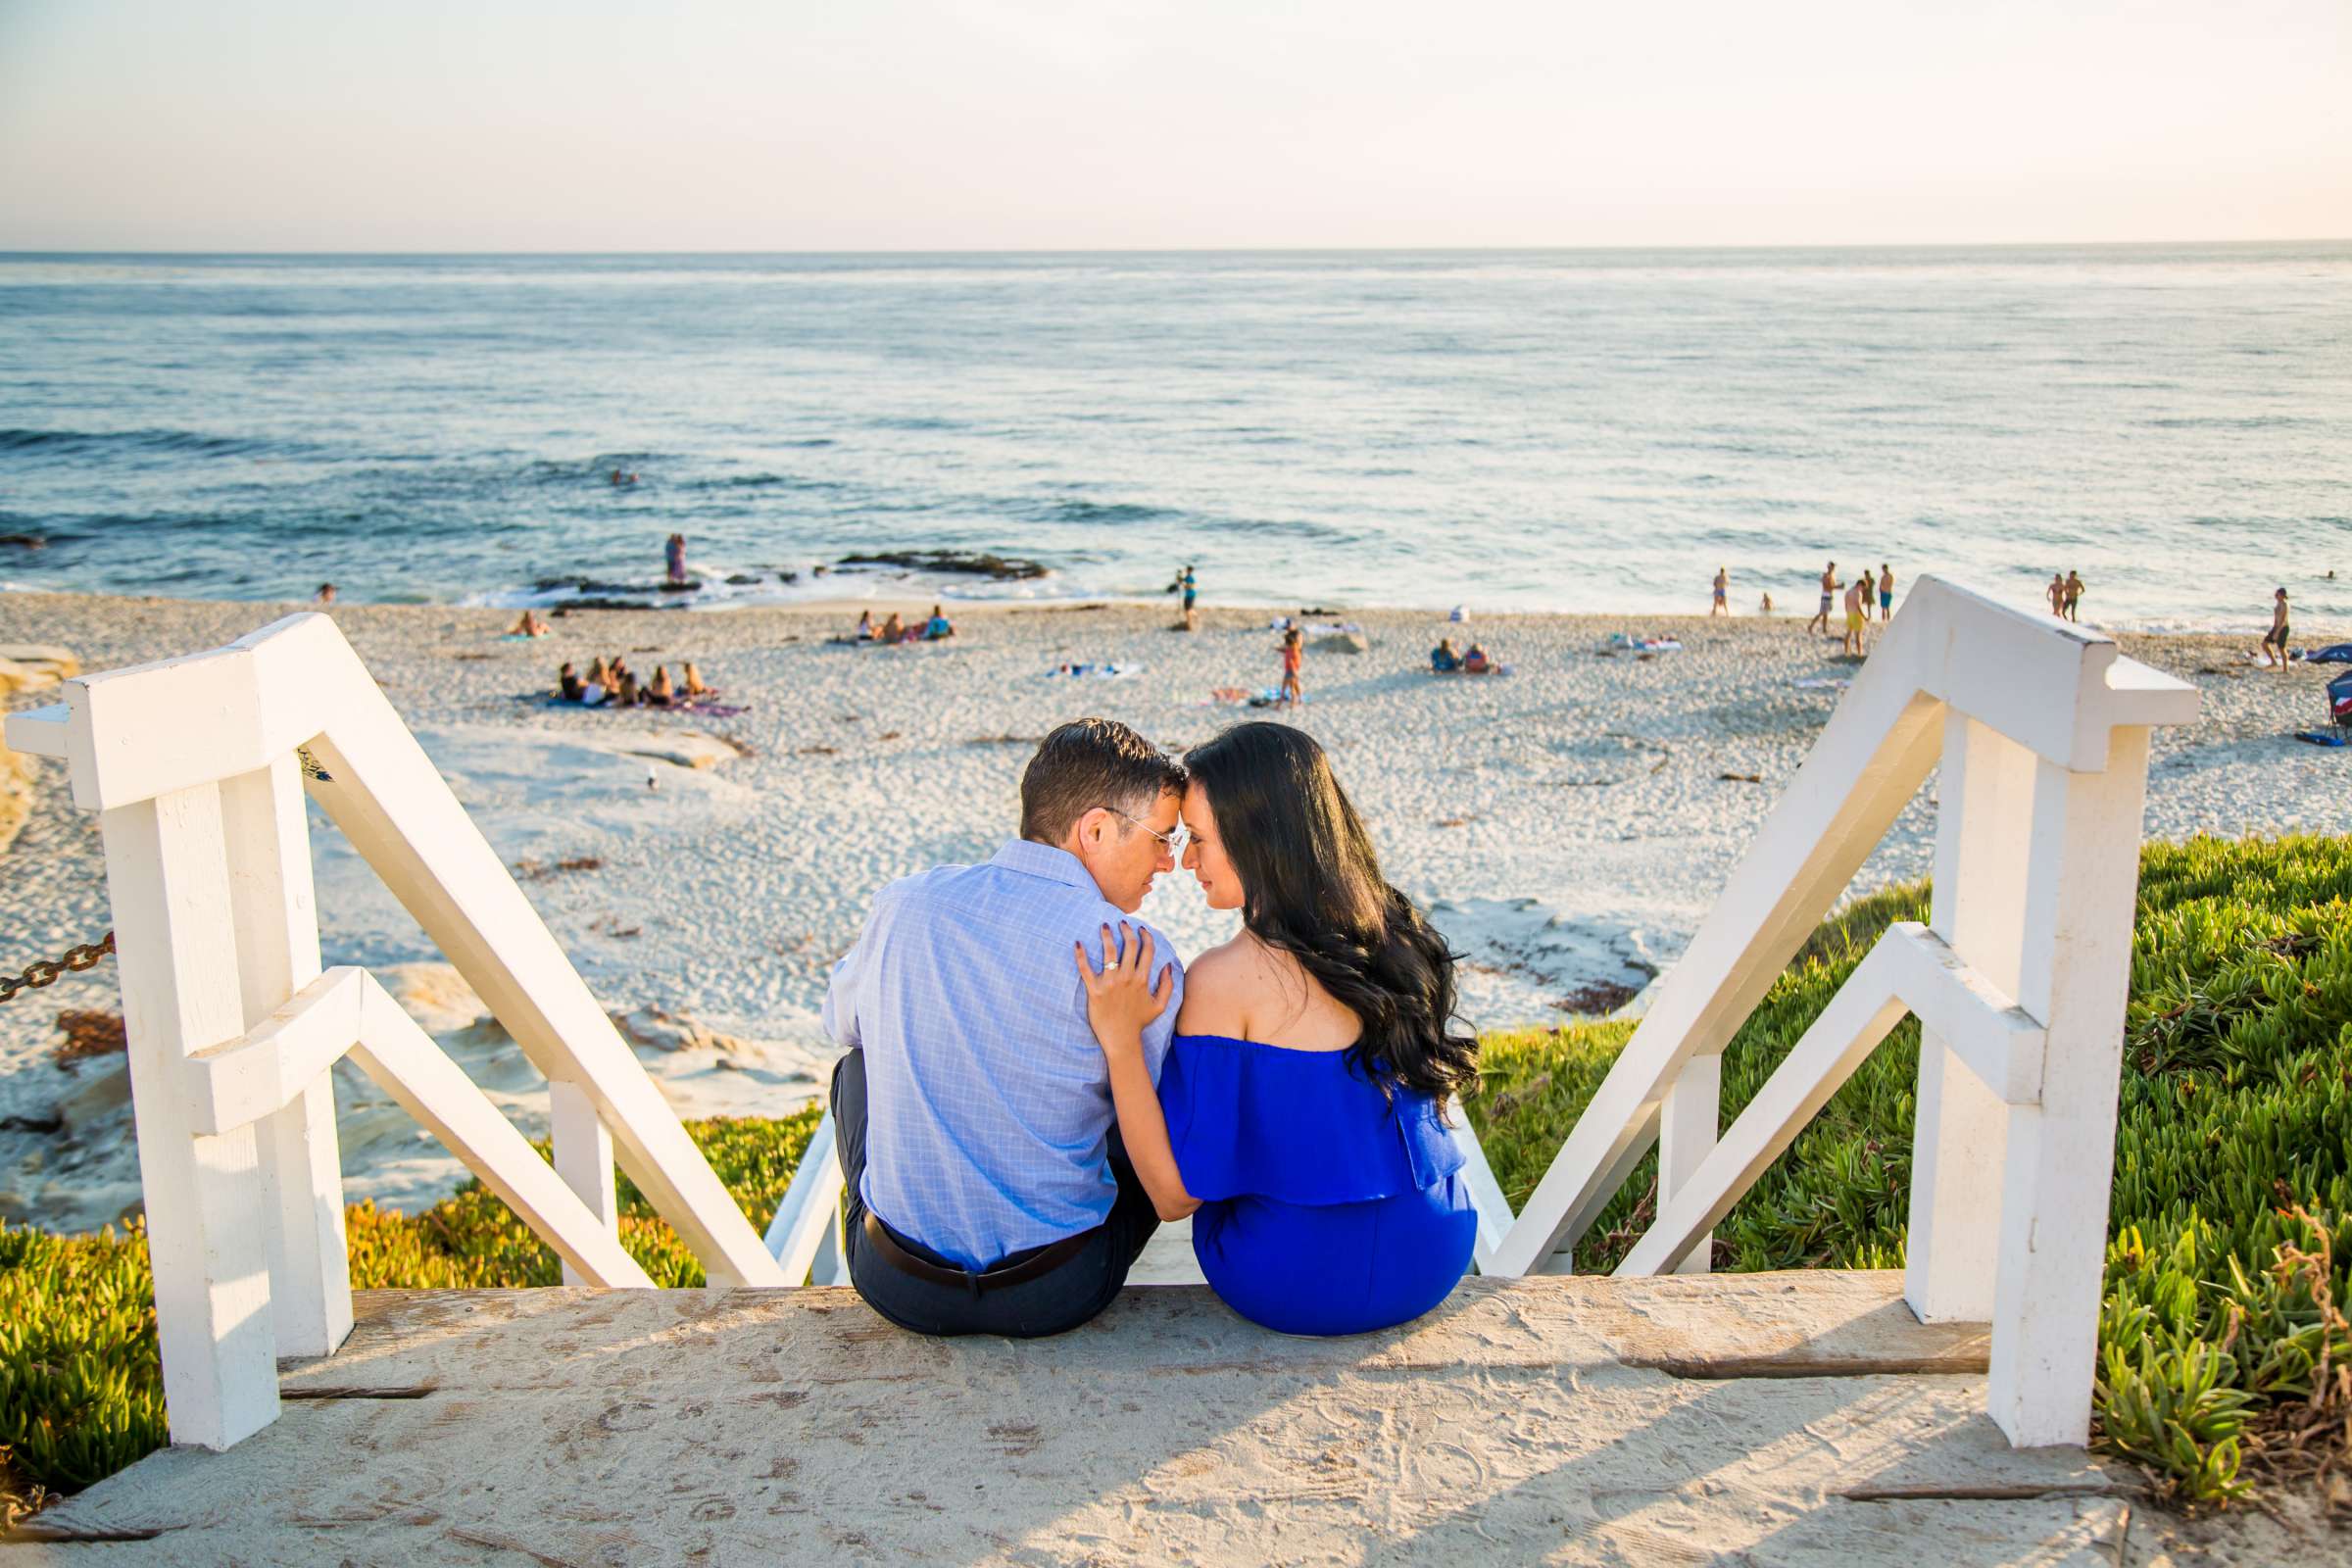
[1072,922,1174,1058]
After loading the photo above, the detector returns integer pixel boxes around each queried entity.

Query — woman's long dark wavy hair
[1184,722,1478,1106]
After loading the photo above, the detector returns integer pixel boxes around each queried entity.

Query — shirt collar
[989,839,1100,894]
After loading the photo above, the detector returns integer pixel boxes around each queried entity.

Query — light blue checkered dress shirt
[822,839,1185,1270]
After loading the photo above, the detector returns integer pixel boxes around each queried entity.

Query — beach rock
[838,549,1047,581]
[57,1060,132,1137]
[611,1004,753,1057]
[601,729,742,770]
[0,644,79,857]
[1311,631,1368,655]
[377,961,492,1036]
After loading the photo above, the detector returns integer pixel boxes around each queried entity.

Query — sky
[1,0,2347,251]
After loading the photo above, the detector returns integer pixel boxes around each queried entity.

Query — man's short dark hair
[1020,718,1186,846]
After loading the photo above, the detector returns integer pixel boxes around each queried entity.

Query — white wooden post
[220,756,352,1357]
[550,1079,618,1288]
[1986,726,2153,1446]
[1905,714,2034,1323]
[103,784,280,1450]
[1657,1054,1721,1274]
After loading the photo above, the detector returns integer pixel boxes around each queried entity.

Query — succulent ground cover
[1466,832,2351,1508]
[3,833,2345,1512]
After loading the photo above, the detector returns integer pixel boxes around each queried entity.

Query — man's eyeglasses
[1108,807,1187,854]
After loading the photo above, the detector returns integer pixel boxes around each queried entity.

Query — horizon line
[2,236,2348,261]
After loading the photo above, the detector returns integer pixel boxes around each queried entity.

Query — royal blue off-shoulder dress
[1160,1033,1478,1337]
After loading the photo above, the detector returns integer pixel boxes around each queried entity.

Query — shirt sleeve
[821,904,878,1052]
[1138,923,1186,1085]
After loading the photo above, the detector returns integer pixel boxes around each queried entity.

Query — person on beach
[664,532,687,585]
[2262,588,2291,667]
[558,662,584,702]
[856,610,875,642]
[825,719,1188,1337]
[1842,578,1870,657]
[879,611,905,644]
[1878,564,1895,622]
[1760,592,1774,614]
[924,605,956,640]
[1711,567,1729,616]
[1279,626,1303,707]
[681,662,711,698]
[646,665,675,706]
[1807,564,1838,635]
[1171,565,1200,631]
[1431,638,1461,673]
[314,583,337,605]
[1463,642,1494,674]
[2064,570,2084,623]
[615,665,642,707]
[510,611,550,638]
[2047,572,2068,617]
[1071,722,1478,1337]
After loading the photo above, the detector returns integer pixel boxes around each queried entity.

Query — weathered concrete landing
[15,1272,2143,1566]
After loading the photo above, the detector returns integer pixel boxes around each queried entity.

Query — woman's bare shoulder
[1173,937,1255,1036]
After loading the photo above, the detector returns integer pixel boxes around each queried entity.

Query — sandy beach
[3,587,2344,1232]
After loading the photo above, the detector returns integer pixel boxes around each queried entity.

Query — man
[824,718,1188,1336]
[1710,566,1729,616]
[2064,570,2084,623]
[1807,562,1838,635]
[2261,587,2291,668]
[1878,564,1895,622]
[1842,575,1870,657]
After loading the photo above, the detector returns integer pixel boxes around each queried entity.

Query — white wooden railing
[1490,575,2197,1446]
[4,612,786,1453]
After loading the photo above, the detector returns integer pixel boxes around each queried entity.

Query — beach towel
[1048,662,1140,678]
[2294,731,2347,748]
[1605,633,1683,654]
[1791,677,1849,691]
[2306,643,2352,665]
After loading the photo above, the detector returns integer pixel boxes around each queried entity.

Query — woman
[681,661,711,698]
[1430,637,1461,673]
[1073,722,1479,1337]
[646,665,675,706]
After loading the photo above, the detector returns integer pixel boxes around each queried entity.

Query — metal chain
[0,931,116,1004]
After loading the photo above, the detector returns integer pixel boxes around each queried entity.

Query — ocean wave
[1049,500,1177,524]
[0,426,287,460]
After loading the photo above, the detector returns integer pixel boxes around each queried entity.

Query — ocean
[2,245,2346,628]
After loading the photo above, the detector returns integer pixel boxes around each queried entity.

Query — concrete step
[18,1271,2137,1565]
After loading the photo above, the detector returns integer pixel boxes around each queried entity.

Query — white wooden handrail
[6,612,783,1452]
[1487,576,2196,1447]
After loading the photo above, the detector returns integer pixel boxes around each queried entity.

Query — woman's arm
[1073,924,1200,1222]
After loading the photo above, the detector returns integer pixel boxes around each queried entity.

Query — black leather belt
[861,1213,1092,1294]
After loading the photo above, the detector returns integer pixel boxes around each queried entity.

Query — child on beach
[1279,626,1303,706]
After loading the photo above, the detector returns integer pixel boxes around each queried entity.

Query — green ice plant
[1466,832,2352,1506]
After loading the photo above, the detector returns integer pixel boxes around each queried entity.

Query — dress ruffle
[1160,1033,1464,1205]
